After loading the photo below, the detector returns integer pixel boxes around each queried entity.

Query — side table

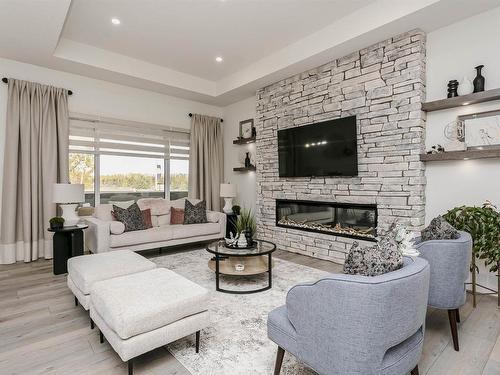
[48,224,88,275]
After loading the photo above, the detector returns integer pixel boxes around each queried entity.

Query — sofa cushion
[90,268,209,339]
[67,250,156,295]
[171,207,184,224]
[94,204,115,222]
[110,226,174,248]
[171,223,220,239]
[136,198,171,216]
[184,200,207,224]
[113,203,147,232]
[421,216,460,241]
[142,209,153,229]
[157,214,171,226]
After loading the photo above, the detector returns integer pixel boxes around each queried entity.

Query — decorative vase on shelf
[457,76,473,96]
[447,80,459,98]
[244,152,251,168]
[473,65,485,93]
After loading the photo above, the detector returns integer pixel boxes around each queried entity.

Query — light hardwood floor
[0,248,498,375]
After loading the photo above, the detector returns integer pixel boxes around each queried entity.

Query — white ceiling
[63,0,375,81]
[1,0,500,105]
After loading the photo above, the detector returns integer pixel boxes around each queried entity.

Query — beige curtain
[0,79,69,264]
[188,114,223,211]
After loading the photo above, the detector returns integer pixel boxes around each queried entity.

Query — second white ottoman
[90,268,210,375]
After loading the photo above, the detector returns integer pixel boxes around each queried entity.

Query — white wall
[426,8,500,289]
[0,57,223,220]
[425,7,500,221]
[222,96,257,213]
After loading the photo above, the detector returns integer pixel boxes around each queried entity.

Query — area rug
[152,249,330,375]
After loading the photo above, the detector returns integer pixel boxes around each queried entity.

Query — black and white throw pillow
[421,216,460,241]
[343,223,404,277]
[184,200,208,224]
[112,203,147,232]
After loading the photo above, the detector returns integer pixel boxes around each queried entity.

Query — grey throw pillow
[343,223,403,276]
[112,203,147,232]
[421,216,460,241]
[184,200,208,224]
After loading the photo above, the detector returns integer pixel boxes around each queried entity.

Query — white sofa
[85,198,226,253]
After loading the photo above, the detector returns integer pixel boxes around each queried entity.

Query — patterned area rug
[152,249,329,375]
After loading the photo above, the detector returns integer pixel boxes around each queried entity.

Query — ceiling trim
[54,38,216,96]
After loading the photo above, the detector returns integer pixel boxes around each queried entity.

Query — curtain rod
[188,113,223,122]
[2,77,73,95]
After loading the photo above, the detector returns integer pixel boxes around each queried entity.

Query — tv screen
[278,116,357,177]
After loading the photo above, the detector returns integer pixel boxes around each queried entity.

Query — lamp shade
[52,183,85,204]
[220,183,236,198]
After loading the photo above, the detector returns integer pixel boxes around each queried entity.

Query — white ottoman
[90,268,209,375]
[67,250,156,312]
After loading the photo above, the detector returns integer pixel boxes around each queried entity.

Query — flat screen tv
[278,115,357,177]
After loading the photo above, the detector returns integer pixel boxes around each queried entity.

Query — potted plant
[232,205,241,215]
[49,216,65,230]
[235,208,257,245]
[443,201,500,306]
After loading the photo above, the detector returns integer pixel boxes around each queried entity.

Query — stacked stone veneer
[255,30,427,263]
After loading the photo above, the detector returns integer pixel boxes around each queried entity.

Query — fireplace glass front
[276,199,377,241]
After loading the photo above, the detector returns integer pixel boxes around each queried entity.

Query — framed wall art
[239,119,254,139]
[459,109,500,148]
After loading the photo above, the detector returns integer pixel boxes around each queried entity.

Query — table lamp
[52,183,85,226]
[220,183,237,214]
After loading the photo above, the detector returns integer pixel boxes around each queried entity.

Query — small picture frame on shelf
[239,119,254,139]
[459,109,500,148]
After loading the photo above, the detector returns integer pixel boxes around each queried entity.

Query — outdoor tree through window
[69,153,95,205]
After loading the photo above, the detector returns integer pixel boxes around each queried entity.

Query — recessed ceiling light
[215,56,223,63]
[111,18,121,25]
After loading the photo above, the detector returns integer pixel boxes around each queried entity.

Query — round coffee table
[206,239,276,294]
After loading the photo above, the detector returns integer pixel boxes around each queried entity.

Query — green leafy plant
[235,208,256,238]
[49,216,65,229]
[443,203,500,272]
[232,205,241,215]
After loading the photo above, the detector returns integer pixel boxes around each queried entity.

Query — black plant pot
[50,222,63,230]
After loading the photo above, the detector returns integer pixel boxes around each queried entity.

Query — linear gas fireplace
[276,199,377,241]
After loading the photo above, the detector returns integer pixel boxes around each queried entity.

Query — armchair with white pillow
[85,198,226,253]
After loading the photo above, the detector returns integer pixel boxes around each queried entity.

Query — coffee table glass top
[206,239,276,257]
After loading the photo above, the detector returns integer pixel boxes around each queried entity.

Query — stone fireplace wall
[255,30,427,263]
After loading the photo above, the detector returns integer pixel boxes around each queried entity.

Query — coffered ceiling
[0,0,499,105]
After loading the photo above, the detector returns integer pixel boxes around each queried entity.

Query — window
[69,153,95,206]
[68,114,189,206]
[170,159,189,200]
[100,155,165,203]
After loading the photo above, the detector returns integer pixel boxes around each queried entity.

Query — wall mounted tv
[278,115,357,177]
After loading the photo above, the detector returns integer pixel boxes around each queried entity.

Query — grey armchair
[267,257,430,375]
[413,231,472,351]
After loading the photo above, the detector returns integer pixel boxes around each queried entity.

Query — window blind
[69,113,190,159]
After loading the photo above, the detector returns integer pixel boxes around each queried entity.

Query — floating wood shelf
[422,88,500,112]
[233,166,256,172]
[420,148,500,162]
[233,137,255,145]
